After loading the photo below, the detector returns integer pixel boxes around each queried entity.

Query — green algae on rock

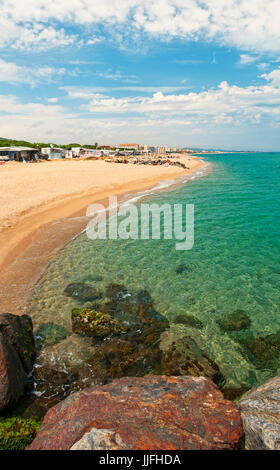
[71,308,128,337]
[35,323,70,349]
[0,417,41,450]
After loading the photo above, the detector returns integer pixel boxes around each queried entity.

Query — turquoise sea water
[28,153,280,390]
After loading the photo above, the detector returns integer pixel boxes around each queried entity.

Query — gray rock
[71,428,128,450]
[238,376,280,450]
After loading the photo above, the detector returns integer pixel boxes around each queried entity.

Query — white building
[41,147,65,159]
[156,146,166,155]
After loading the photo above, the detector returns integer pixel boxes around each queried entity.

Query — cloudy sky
[1,0,280,149]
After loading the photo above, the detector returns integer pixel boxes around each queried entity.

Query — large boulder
[0,313,36,411]
[238,376,280,450]
[0,313,35,373]
[0,333,26,410]
[28,376,243,450]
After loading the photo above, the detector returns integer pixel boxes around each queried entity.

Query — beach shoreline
[0,155,205,314]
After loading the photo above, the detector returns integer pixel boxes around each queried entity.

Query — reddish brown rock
[0,332,27,410]
[0,313,36,411]
[28,375,243,450]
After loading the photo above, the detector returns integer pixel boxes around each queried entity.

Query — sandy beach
[0,155,204,313]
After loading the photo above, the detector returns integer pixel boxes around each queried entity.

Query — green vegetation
[72,307,127,337]
[0,137,113,150]
[0,417,42,450]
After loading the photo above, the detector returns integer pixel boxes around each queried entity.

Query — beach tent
[0,146,38,161]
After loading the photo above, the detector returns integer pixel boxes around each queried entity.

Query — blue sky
[1,1,280,150]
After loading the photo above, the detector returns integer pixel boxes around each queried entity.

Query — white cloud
[0,59,65,86]
[61,85,188,98]
[174,59,204,65]
[86,37,104,45]
[0,94,64,115]
[11,25,76,50]
[78,70,280,126]
[0,1,280,52]
[96,69,140,83]
[239,54,259,66]
[1,65,280,150]
[0,91,279,149]
[262,68,280,86]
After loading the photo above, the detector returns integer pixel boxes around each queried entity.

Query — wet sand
[0,156,204,314]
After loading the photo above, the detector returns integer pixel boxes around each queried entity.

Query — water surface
[28,153,280,389]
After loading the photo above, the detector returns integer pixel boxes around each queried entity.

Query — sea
[27,152,280,391]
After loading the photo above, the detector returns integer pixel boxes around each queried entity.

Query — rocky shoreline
[1,285,280,449]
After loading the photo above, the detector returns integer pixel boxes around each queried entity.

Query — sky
[1,0,280,150]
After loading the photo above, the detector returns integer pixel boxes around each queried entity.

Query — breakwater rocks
[28,375,243,450]
[33,283,224,411]
[1,308,280,450]
[0,313,35,411]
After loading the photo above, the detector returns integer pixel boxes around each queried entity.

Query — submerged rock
[175,263,194,275]
[238,376,280,450]
[242,332,280,369]
[101,284,137,325]
[30,287,226,414]
[160,335,225,387]
[102,285,168,328]
[106,283,129,300]
[137,290,169,328]
[64,282,101,302]
[172,314,203,329]
[71,308,127,337]
[33,366,79,410]
[35,323,70,349]
[28,376,243,450]
[218,309,251,332]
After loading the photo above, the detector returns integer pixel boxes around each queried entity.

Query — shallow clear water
[28,153,280,389]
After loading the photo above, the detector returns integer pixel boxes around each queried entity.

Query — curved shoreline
[0,156,206,314]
